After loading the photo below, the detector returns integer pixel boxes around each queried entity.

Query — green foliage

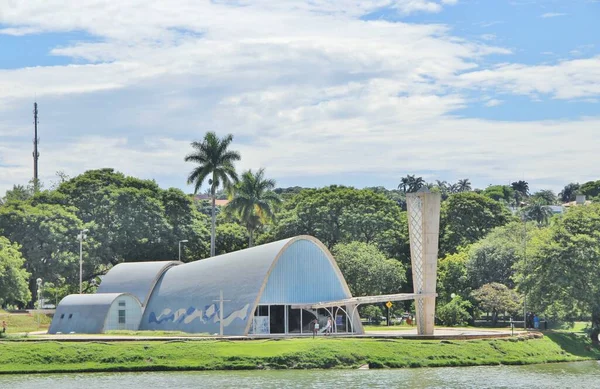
[517,203,600,342]
[472,283,521,325]
[579,180,600,199]
[267,186,410,262]
[398,174,425,193]
[437,296,472,326]
[530,190,557,205]
[215,223,248,255]
[332,242,406,297]
[437,250,470,304]
[226,168,281,246]
[482,185,515,204]
[559,183,580,203]
[0,237,31,307]
[522,201,554,226]
[361,305,383,323]
[466,221,529,289]
[440,192,513,255]
[0,201,86,304]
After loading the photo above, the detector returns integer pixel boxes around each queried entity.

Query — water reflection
[1,361,599,389]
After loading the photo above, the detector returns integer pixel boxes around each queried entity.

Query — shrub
[437,296,472,326]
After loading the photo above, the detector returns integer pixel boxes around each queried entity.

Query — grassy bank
[0,332,598,374]
[0,311,51,334]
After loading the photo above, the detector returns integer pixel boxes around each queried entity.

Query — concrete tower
[406,188,441,335]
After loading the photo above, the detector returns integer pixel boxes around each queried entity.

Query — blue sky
[0,0,599,195]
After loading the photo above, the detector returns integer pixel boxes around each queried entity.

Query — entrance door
[269,305,285,334]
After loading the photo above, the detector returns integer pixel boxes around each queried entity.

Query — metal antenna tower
[33,102,40,191]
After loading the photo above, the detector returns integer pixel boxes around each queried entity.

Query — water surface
[1,361,599,388]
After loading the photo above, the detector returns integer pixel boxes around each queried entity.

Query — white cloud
[0,0,598,196]
[540,12,567,18]
[454,56,600,99]
[484,99,503,107]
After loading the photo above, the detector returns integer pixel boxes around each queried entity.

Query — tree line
[0,131,599,342]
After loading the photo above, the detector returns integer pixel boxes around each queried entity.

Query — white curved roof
[97,261,181,305]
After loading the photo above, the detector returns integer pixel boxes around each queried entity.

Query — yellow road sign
[386,301,393,309]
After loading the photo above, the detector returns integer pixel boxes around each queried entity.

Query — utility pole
[33,102,40,192]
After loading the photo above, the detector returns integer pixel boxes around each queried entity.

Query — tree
[522,201,554,226]
[332,242,406,297]
[466,221,528,289]
[530,190,557,205]
[437,250,470,304]
[516,204,600,343]
[215,223,248,255]
[0,237,31,307]
[1,185,32,205]
[226,168,281,247]
[482,185,515,204]
[472,283,521,326]
[440,192,513,255]
[437,296,472,327]
[511,180,529,206]
[265,186,410,264]
[579,180,600,200]
[559,183,580,203]
[0,202,87,305]
[455,178,472,193]
[185,132,241,257]
[398,175,425,193]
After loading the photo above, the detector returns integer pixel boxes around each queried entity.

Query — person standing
[2,321,6,333]
[312,319,319,338]
[533,314,540,330]
[323,317,332,336]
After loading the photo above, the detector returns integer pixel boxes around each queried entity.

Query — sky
[0,0,599,195]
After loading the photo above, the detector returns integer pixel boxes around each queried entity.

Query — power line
[33,102,40,192]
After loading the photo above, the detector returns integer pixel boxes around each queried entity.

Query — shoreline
[1,332,598,375]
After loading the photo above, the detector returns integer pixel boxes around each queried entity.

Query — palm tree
[511,180,529,207]
[522,201,554,226]
[456,178,472,192]
[226,168,281,247]
[185,132,241,257]
[398,174,426,193]
[559,183,579,203]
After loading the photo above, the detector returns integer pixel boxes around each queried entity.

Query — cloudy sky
[1,0,599,195]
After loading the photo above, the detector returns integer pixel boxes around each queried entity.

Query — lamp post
[178,240,188,262]
[77,229,89,294]
[36,278,43,327]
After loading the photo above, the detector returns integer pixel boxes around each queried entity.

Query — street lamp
[36,278,43,327]
[77,229,89,294]
[178,240,189,262]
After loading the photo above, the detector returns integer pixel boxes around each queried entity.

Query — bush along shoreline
[0,332,599,374]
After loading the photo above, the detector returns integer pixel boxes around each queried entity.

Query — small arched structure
[48,293,142,334]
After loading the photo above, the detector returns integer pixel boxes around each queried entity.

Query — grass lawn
[0,332,597,374]
[0,311,51,334]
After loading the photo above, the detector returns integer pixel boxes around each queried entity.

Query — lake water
[1,361,599,388]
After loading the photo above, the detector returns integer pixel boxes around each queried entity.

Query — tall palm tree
[456,178,472,192]
[226,168,281,247]
[531,189,557,205]
[185,132,241,257]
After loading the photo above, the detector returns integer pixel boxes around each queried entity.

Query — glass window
[118,300,126,307]
[60,314,65,319]
[118,309,126,324]
[254,305,268,316]
[68,314,73,319]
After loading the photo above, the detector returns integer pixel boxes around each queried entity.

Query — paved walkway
[16,327,521,342]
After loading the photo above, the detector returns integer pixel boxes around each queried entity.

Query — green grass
[0,332,598,374]
[0,311,51,334]
[363,324,414,331]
